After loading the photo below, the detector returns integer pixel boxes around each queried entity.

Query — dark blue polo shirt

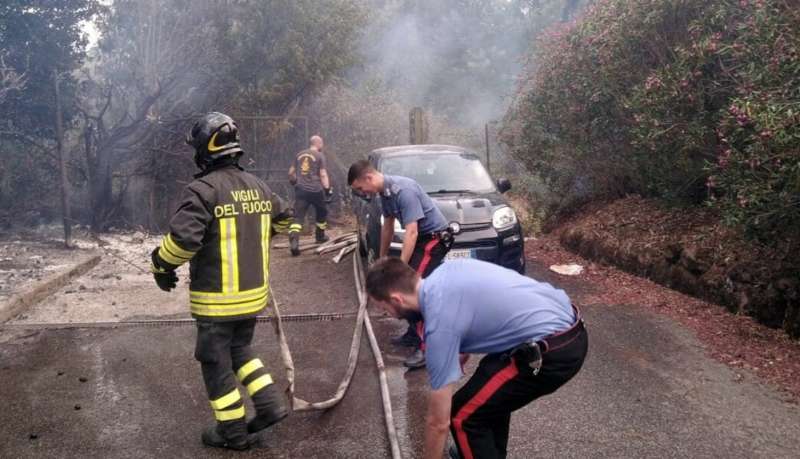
[380,175,448,235]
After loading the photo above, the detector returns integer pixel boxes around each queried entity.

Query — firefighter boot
[201,420,249,451]
[247,383,289,434]
[289,233,300,257]
[315,226,329,243]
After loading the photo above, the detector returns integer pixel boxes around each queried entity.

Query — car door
[354,154,382,259]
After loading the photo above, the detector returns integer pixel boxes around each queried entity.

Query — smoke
[351,1,532,129]
[343,0,590,131]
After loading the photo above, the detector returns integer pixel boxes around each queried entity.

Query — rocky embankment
[556,196,799,338]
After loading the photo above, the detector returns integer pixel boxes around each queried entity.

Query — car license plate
[446,249,473,260]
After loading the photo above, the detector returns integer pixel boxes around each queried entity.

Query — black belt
[506,306,584,360]
[534,305,585,354]
[503,306,584,374]
[420,228,454,245]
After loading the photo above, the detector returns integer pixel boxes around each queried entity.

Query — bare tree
[0,54,25,105]
[53,70,73,247]
[76,0,226,231]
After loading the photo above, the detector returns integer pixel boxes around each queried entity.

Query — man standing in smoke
[288,135,334,255]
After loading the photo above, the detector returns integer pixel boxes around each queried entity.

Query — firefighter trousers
[194,319,287,440]
[291,188,328,233]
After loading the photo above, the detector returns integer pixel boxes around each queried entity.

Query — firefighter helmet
[186,112,243,169]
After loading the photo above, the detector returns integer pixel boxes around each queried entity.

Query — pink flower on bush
[738,195,749,207]
[718,149,732,168]
[645,75,663,91]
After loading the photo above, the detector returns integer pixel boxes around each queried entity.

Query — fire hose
[1,231,403,458]
[269,232,403,459]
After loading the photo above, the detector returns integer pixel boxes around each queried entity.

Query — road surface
[1,237,798,458]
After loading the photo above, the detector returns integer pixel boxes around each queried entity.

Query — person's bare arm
[423,384,454,459]
[288,165,296,185]
[400,220,418,264]
[380,215,395,258]
[320,168,330,190]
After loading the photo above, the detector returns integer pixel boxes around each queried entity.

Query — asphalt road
[1,238,798,458]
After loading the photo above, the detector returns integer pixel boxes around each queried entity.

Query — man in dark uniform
[348,159,452,369]
[366,257,588,459]
[150,112,292,450]
[287,135,333,255]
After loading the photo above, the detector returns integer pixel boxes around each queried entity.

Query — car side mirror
[496,178,512,194]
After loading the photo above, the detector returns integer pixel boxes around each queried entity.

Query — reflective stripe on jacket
[156,165,292,321]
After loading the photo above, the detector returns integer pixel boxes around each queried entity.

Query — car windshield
[379,152,495,194]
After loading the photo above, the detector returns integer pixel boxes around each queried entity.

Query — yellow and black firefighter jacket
[155,165,292,321]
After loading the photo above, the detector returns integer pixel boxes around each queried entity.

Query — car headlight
[492,206,517,231]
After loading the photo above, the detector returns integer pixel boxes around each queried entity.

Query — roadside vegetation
[504,0,799,243]
[503,0,799,336]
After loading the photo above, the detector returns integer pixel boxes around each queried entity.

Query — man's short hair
[366,257,418,302]
[347,159,375,185]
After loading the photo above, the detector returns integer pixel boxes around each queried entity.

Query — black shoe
[315,228,329,243]
[390,331,421,347]
[403,349,426,370]
[247,409,288,434]
[289,234,300,257]
[201,425,249,451]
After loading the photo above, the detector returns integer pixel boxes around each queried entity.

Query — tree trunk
[83,121,102,232]
[54,70,72,247]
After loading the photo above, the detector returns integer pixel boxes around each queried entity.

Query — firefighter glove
[151,248,178,292]
[324,187,334,203]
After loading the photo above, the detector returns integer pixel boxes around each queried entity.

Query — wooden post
[485,123,491,174]
[53,70,72,248]
[409,107,428,145]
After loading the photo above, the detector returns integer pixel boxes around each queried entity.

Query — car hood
[431,192,506,225]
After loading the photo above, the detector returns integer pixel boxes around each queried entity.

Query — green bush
[629,1,800,240]
[504,0,800,240]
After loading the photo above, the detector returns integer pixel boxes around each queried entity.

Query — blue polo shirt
[380,175,448,234]
[420,259,576,389]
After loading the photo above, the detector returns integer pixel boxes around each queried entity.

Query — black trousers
[450,327,588,459]
[195,319,286,438]
[406,235,450,345]
[292,188,328,232]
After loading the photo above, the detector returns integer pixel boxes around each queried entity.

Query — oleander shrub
[504,0,800,241]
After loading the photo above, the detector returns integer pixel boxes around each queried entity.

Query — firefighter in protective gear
[150,112,292,451]
[287,135,332,255]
